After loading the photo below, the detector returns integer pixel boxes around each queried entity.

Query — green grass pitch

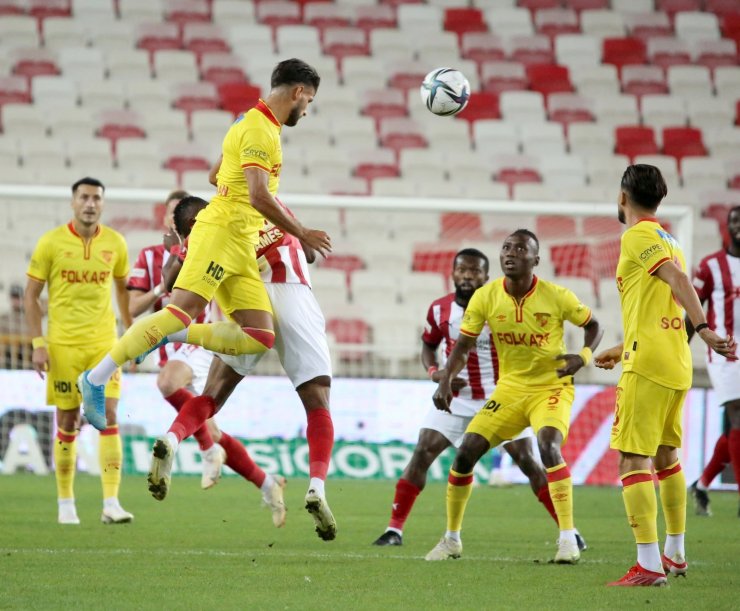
[0,474,737,610]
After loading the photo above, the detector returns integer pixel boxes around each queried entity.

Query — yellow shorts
[610,371,686,456]
[174,221,272,316]
[47,341,121,410]
[466,380,575,447]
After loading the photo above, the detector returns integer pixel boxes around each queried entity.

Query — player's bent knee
[242,327,275,351]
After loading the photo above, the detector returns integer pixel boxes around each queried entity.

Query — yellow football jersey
[202,99,283,245]
[460,276,592,386]
[616,218,692,390]
[27,222,129,345]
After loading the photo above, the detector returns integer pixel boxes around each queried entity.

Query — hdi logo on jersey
[206,261,225,281]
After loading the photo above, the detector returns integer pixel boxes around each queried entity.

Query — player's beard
[284,105,302,127]
[455,284,475,302]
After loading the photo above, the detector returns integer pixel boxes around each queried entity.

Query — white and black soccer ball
[420,68,471,117]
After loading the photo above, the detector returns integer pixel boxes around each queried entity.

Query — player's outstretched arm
[24,277,48,379]
[433,334,476,413]
[422,341,467,392]
[555,316,604,377]
[594,344,623,369]
[655,261,737,360]
[245,167,332,257]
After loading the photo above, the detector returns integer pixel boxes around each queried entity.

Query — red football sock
[164,389,214,451]
[388,478,421,531]
[219,432,265,488]
[537,484,559,525]
[728,429,740,495]
[700,434,730,488]
[306,408,334,480]
[169,395,216,443]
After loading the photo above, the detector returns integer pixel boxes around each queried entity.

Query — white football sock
[637,543,663,573]
[88,355,118,386]
[445,530,461,542]
[387,527,402,536]
[260,473,276,494]
[664,533,685,558]
[696,479,709,491]
[165,432,180,453]
[308,477,325,497]
[559,528,577,545]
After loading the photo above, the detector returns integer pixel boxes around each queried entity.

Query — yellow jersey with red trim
[460,276,592,387]
[201,99,282,245]
[27,222,129,345]
[616,218,691,389]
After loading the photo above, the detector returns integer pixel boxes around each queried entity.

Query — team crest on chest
[534,312,551,327]
[101,250,113,263]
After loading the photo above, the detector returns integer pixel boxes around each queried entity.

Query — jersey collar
[67,221,101,239]
[255,99,281,127]
[503,275,538,299]
[635,217,658,224]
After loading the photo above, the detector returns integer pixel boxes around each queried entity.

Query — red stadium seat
[325,318,371,362]
[353,148,399,185]
[510,35,554,65]
[647,38,692,70]
[217,82,261,117]
[721,13,740,39]
[621,65,668,97]
[0,76,31,108]
[706,0,740,19]
[535,9,581,39]
[662,126,707,161]
[656,0,701,20]
[304,3,352,31]
[526,63,573,97]
[412,248,457,275]
[29,0,70,20]
[173,82,220,120]
[137,23,181,56]
[696,39,738,71]
[355,5,396,32]
[200,53,248,85]
[183,24,230,60]
[480,61,528,94]
[582,216,623,236]
[461,33,506,65]
[164,0,211,27]
[378,117,427,154]
[256,1,302,28]
[493,155,542,198]
[0,0,24,16]
[321,254,366,277]
[322,27,369,62]
[444,8,488,37]
[603,38,647,71]
[162,141,212,184]
[624,12,672,41]
[440,212,483,240]
[361,88,407,122]
[548,93,594,126]
[736,100,740,125]
[615,126,659,159]
[11,48,60,81]
[455,91,500,125]
[388,60,429,90]
[535,215,577,239]
[96,110,147,156]
[519,0,560,10]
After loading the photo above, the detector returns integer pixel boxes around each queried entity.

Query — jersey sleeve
[239,125,275,173]
[625,226,671,275]
[421,302,443,347]
[126,248,150,290]
[114,235,130,279]
[26,234,52,283]
[692,257,713,303]
[559,286,593,327]
[460,289,487,338]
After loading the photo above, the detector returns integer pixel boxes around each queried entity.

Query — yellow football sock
[446,469,474,532]
[546,463,574,530]
[99,425,122,500]
[621,470,659,543]
[185,321,274,356]
[110,305,190,365]
[657,461,686,536]
[54,428,77,500]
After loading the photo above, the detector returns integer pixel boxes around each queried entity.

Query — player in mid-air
[127,189,225,488]
[24,177,134,525]
[155,186,336,539]
[78,58,331,443]
[594,165,736,586]
[425,230,602,564]
[372,248,586,551]
[688,205,740,517]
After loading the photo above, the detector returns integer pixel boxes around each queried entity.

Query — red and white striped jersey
[127,243,211,366]
[693,250,740,362]
[256,199,311,287]
[422,293,498,400]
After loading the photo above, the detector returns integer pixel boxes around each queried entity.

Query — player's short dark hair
[454,248,489,272]
[173,196,207,238]
[72,177,105,194]
[166,189,189,203]
[271,58,320,91]
[728,205,740,222]
[621,164,668,211]
[509,228,540,251]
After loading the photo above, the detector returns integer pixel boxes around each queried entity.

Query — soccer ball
[420,68,471,116]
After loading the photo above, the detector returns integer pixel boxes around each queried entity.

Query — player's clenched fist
[594,344,623,370]
[433,380,453,413]
[302,228,332,258]
[697,328,738,361]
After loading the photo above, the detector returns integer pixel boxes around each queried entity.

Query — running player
[688,205,740,517]
[156,192,335,540]
[594,165,736,586]
[78,58,332,438]
[24,177,134,525]
[425,229,602,564]
[372,248,586,551]
[127,189,224,489]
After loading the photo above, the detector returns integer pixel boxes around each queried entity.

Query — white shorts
[218,283,332,388]
[168,344,214,396]
[421,396,534,448]
[707,357,740,406]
